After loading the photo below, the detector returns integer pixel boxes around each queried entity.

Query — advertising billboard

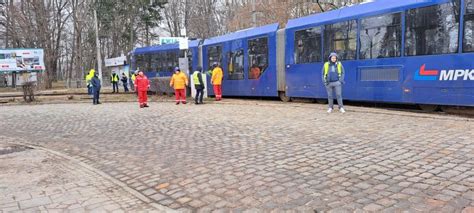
[0,49,46,72]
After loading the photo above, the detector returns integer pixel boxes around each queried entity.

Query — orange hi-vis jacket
[170,72,188,90]
[211,67,223,85]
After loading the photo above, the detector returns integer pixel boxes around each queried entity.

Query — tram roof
[286,0,447,30]
[133,39,201,55]
[203,23,279,46]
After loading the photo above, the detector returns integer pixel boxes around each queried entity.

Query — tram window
[248,37,268,79]
[173,52,179,68]
[163,53,169,72]
[164,52,173,72]
[167,52,178,72]
[227,49,244,80]
[207,45,222,71]
[187,49,193,71]
[163,52,168,71]
[151,54,159,71]
[138,56,144,70]
[143,54,151,71]
[464,0,474,52]
[156,53,162,72]
[155,53,162,71]
[360,13,401,59]
[294,27,322,64]
[154,54,160,71]
[405,0,460,56]
[135,55,144,70]
[324,20,357,60]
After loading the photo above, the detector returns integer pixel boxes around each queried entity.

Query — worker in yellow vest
[85,69,95,96]
[322,52,345,113]
[193,66,205,104]
[130,71,137,92]
[111,72,119,93]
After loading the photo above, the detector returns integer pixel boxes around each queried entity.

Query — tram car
[132,0,474,109]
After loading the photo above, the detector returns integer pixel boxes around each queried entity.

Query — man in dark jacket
[193,66,205,104]
[91,72,101,105]
[121,73,129,92]
[322,52,345,113]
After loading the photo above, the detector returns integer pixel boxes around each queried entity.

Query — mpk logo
[414,64,474,81]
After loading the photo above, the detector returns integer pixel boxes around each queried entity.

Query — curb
[10,142,179,213]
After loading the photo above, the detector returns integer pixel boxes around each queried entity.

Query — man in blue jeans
[322,52,345,113]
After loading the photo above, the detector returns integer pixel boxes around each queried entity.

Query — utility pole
[94,2,102,80]
[251,0,256,27]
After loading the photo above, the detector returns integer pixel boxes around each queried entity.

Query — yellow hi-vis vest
[86,69,95,85]
[193,71,201,85]
[323,62,342,78]
[111,74,119,82]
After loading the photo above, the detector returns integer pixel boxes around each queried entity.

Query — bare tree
[0,0,367,90]
[225,0,367,31]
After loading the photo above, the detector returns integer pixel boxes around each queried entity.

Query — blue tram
[202,23,280,97]
[132,40,201,78]
[285,0,474,108]
[132,0,474,108]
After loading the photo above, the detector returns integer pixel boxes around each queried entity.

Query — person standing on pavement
[91,71,101,105]
[211,62,223,101]
[121,73,129,92]
[134,71,150,108]
[193,66,205,104]
[322,52,345,113]
[3,74,7,87]
[170,67,188,105]
[130,71,137,92]
[111,72,119,93]
[86,69,95,96]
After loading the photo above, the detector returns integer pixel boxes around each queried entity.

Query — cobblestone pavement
[0,100,473,212]
[0,143,165,212]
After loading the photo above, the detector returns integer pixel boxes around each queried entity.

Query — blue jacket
[91,76,101,91]
[322,53,345,85]
[328,62,341,82]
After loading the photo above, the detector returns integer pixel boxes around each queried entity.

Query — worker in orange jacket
[211,62,223,101]
[134,71,150,108]
[170,67,188,105]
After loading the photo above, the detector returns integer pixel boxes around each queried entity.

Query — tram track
[1,91,473,119]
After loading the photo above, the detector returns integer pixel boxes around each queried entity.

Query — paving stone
[149,193,167,201]
[354,182,372,190]
[271,186,286,193]
[363,203,384,211]
[19,197,51,209]
[142,188,158,196]
[188,199,206,208]
[448,184,470,192]
[170,191,187,199]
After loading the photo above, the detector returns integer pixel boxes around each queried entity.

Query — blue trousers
[93,89,100,104]
[123,82,129,92]
[326,81,343,109]
[112,82,119,93]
